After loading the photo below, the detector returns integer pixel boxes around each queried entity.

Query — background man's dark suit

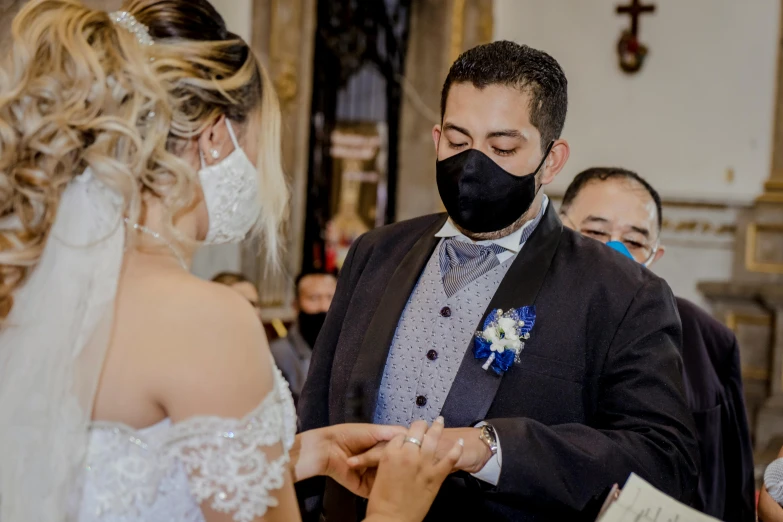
[298,206,699,521]
[676,297,755,521]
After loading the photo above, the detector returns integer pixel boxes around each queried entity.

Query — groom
[298,41,699,521]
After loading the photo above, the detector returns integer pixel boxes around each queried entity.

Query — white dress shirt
[433,196,549,486]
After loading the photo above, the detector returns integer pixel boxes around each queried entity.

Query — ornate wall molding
[549,194,743,244]
[746,221,783,274]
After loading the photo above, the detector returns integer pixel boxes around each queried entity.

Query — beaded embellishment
[109,11,154,47]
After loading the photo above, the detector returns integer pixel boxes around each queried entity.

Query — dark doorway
[302,0,412,273]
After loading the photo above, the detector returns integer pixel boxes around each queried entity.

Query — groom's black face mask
[436,141,554,233]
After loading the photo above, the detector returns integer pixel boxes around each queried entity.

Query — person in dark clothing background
[560,166,755,522]
[270,270,337,405]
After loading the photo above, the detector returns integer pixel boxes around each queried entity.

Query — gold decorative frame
[725,312,773,382]
[743,367,771,381]
[725,311,772,331]
[745,222,783,274]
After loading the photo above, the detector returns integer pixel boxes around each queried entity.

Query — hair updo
[0,0,287,318]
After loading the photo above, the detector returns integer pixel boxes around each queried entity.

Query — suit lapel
[439,204,563,427]
[344,215,448,423]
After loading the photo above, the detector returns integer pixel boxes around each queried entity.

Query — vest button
[440,306,452,317]
[415,395,427,407]
[426,350,438,361]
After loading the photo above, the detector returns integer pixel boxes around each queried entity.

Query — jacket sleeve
[295,235,364,506]
[487,277,700,513]
[298,233,364,432]
[721,336,756,522]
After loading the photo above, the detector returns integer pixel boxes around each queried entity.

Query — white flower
[490,340,506,353]
[484,327,501,344]
[481,318,524,355]
[497,317,517,336]
[504,329,520,342]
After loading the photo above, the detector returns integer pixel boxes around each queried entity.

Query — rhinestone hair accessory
[109,11,154,47]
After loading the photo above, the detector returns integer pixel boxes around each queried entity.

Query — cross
[616,0,655,37]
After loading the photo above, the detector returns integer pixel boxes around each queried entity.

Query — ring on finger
[403,436,422,448]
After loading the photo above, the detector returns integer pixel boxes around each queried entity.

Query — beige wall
[493,0,780,306]
[495,0,780,205]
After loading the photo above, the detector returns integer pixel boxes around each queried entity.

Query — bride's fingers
[433,438,464,477]
[421,416,444,458]
[404,420,428,452]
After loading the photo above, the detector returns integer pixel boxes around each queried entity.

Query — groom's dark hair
[440,40,568,153]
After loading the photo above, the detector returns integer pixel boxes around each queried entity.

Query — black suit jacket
[676,297,755,522]
[298,206,699,521]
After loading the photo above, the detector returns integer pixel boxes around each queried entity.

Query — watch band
[479,424,498,456]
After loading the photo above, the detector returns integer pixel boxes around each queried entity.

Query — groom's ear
[432,124,442,156]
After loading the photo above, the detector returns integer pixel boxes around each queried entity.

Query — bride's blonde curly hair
[0,0,287,318]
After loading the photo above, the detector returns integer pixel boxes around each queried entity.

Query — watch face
[481,425,498,453]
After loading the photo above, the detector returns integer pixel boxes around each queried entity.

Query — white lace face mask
[198,119,261,245]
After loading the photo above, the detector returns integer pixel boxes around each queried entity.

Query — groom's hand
[435,427,492,474]
[348,426,492,475]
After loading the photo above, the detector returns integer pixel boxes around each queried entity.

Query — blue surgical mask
[606,240,634,260]
[606,240,657,267]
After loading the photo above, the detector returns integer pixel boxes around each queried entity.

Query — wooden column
[246,0,316,320]
[760,0,783,204]
[396,0,493,220]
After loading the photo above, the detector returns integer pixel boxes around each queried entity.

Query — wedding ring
[403,436,422,448]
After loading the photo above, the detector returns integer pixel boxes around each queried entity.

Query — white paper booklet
[596,473,722,522]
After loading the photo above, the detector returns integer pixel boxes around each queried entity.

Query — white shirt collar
[434,195,549,254]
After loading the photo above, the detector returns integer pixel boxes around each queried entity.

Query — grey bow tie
[439,239,506,298]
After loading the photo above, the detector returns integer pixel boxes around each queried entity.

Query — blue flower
[473,306,536,375]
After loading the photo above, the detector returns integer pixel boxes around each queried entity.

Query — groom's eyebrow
[486,129,525,140]
[443,122,472,138]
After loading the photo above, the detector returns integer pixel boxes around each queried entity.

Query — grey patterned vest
[373,242,515,426]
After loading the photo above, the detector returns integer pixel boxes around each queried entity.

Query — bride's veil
[0,169,126,521]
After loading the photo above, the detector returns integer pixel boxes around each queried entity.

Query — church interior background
[3,0,783,487]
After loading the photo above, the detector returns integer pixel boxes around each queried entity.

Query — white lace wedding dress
[78,366,297,522]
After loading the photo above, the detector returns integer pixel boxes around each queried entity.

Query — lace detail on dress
[166,369,296,522]
[80,367,296,522]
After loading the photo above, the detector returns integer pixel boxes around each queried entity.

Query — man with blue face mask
[560,167,755,522]
[299,42,699,521]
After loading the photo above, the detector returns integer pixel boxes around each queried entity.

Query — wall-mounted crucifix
[616,0,656,74]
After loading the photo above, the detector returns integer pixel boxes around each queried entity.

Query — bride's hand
[364,417,463,522]
[291,423,404,497]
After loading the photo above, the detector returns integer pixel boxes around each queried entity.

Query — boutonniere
[473,307,536,375]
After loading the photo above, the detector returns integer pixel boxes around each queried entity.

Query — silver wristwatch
[478,424,498,456]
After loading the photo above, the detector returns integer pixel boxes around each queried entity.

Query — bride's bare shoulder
[160,273,257,326]
[127,272,274,421]
[123,271,259,338]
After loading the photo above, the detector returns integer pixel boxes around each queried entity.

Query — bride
[0,1,463,521]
